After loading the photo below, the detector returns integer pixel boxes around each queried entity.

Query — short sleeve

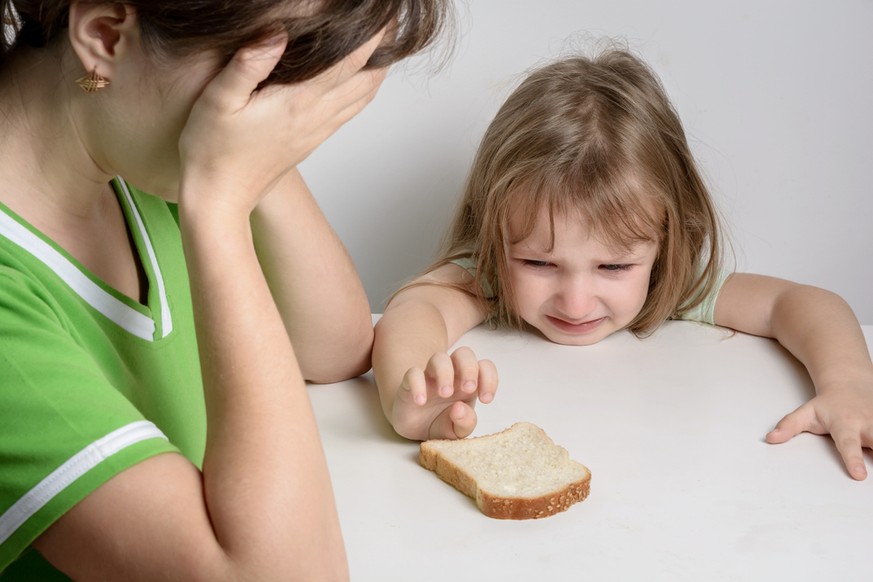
[674,269,731,325]
[449,256,495,298]
[0,269,177,570]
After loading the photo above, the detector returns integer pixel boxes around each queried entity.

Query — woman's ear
[68,2,138,81]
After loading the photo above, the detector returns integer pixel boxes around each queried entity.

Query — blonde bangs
[501,163,665,254]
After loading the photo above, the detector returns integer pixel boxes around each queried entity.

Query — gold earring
[75,67,110,93]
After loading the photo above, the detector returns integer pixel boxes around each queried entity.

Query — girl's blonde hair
[424,48,723,335]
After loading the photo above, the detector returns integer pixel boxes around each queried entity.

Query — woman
[0,0,449,579]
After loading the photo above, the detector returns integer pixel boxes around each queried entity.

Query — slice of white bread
[419,422,591,519]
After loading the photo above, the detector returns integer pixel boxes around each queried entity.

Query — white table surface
[307,320,873,582]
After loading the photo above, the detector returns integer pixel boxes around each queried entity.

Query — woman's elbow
[301,326,374,384]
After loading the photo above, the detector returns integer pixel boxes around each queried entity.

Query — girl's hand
[766,381,873,480]
[391,347,498,441]
[178,30,387,214]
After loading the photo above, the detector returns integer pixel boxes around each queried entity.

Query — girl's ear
[68,2,139,81]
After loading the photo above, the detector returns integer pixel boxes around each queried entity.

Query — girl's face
[504,206,658,346]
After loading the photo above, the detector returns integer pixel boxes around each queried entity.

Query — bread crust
[419,423,591,520]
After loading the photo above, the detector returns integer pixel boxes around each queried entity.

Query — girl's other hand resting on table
[714,273,873,481]
[766,378,873,481]
[766,379,873,481]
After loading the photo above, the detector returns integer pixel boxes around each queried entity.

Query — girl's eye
[522,259,552,268]
[600,263,633,272]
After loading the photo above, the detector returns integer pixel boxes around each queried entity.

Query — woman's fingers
[208,33,289,107]
[309,28,386,91]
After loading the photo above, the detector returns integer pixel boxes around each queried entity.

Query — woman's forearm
[252,169,373,382]
[180,201,347,580]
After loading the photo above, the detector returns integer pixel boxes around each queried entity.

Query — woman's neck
[0,47,146,303]
[0,46,114,227]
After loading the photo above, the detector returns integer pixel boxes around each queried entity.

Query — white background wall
[300,0,873,324]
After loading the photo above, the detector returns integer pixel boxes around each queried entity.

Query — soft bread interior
[423,422,589,498]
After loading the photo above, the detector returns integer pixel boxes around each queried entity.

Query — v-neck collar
[0,178,173,342]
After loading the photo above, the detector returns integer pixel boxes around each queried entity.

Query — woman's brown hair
[1,0,451,82]
[428,48,723,335]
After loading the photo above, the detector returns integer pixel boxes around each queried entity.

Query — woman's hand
[178,30,387,214]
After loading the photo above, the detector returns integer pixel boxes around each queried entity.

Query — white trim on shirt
[0,182,172,341]
[116,180,173,337]
[0,421,168,546]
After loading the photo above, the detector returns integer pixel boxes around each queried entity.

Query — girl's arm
[713,272,873,480]
[251,168,373,383]
[372,263,496,440]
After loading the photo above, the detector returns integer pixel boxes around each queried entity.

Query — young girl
[0,0,449,578]
[372,48,873,481]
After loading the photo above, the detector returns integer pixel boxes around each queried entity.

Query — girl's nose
[554,276,597,320]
